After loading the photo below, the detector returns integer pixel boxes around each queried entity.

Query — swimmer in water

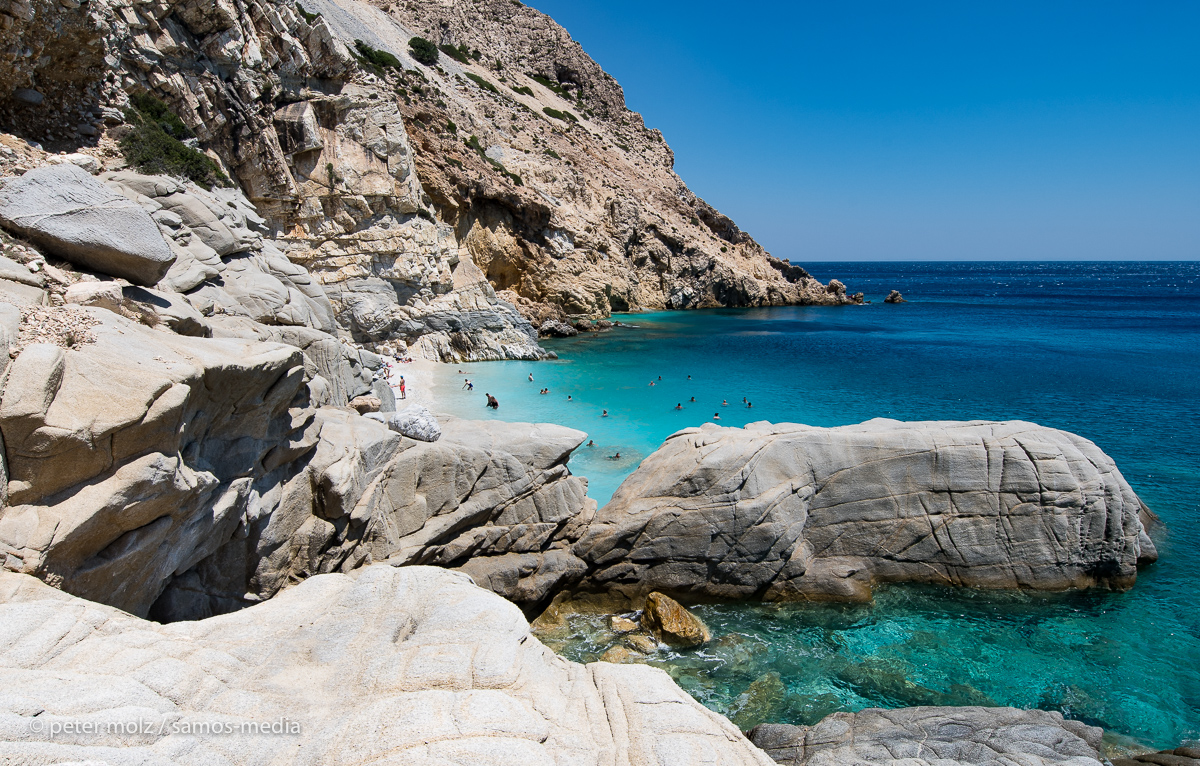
[609,452,621,459]
[602,409,608,417]
[747,401,753,408]
[528,372,534,382]
[587,440,595,447]
[675,403,682,410]
[713,412,720,420]
[722,399,728,406]
[567,395,572,401]
[690,396,695,402]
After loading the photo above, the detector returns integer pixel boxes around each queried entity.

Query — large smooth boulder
[0,308,317,617]
[749,706,1104,766]
[0,565,773,765]
[577,420,1158,602]
[0,165,174,285]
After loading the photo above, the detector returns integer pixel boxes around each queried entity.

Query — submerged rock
[730,671,788,731]
[577,419,1157,603]
[643,591,712,648]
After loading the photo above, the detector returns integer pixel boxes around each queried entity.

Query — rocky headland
[0,0,1178,762]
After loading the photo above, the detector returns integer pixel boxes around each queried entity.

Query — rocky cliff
[0,0,859,361]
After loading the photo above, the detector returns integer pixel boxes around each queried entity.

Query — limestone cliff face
[0,0,856,351]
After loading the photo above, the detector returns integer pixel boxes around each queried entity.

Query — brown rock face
[642,590,711,648]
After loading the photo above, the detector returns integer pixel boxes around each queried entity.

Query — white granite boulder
[0,308,317,617]
[0,165,174,285]
[0,565,774,765]
[367,403,442,442]
[577,419,1158,602]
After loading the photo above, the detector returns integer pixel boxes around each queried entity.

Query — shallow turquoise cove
[434,262,1200,747]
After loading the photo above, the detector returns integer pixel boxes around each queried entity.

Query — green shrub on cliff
[529,73,569,98]
[439,43,471,64]
[354,40,401,70]
[542,107,577,123]
[465,73,500,94]
[120,93,230,190]
[295,3,320,24]
[408,37,438,66]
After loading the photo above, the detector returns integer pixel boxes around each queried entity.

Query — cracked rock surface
[576,419,1157,602]
[0,564,774,766]
[749,706,1105,766]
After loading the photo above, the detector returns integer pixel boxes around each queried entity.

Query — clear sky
[523,1,1199,261]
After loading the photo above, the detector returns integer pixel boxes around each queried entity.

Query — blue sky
[523,1,1199,261]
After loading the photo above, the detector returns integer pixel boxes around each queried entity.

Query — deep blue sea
[434,261,1200,748]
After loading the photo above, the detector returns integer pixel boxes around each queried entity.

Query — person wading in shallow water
[486,393,499,409]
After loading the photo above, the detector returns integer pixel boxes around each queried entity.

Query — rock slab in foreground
[749,706,1105,766]
[0,565,773,766]
[0,165,175,285]
[577,419,1157,602]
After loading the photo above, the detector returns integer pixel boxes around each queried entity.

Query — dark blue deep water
[435,262,1200,748]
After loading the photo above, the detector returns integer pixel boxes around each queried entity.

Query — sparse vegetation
[354,40,401,71]
[542,107,577,123]
[720,246,728,253]
[445,119,457,134]
[511,84,535,97]
[529,73,569,98]
[543,148,560,159]
[295,2,320,24]
[614,141,629,151]
[465,73,500,95]
[120,93,230,190]
[408,36,438,66]
[465,135,523,186]
[439,43,471,64]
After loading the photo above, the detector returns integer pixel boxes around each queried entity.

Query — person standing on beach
[399,376,406,399]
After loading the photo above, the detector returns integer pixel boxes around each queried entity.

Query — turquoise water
[433,262,1200,747]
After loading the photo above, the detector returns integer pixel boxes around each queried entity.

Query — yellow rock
[642,591,711,648]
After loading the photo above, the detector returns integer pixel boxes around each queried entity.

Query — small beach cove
[428,261,1200,748]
